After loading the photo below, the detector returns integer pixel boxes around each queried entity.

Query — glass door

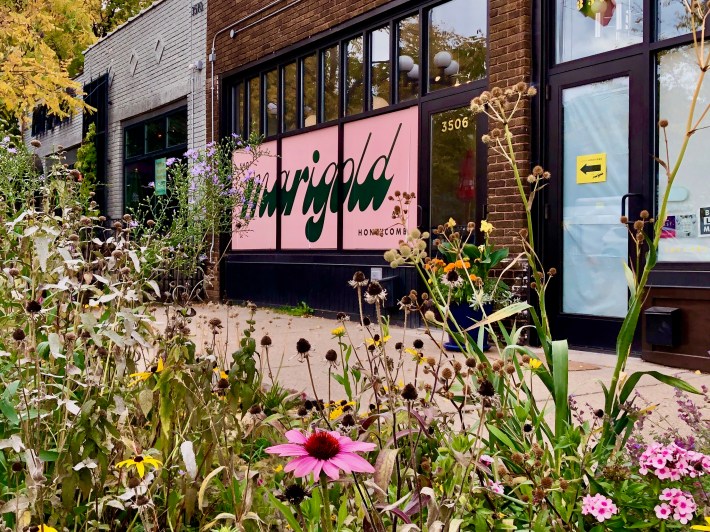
[544,58,647,348]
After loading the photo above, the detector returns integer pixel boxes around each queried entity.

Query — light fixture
[304,114,317,127]
[433,50,452,69]
[398,55,414,73]
[443,59,459,76]
[267,102,277,116]
[407,64,419,80]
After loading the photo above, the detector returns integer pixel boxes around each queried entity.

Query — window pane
[658,44,710,262]
[370,26,391,109]
[556,0,642,63]
[248,77,261,135]
[323,45,340,122]
[346,37,364,115]
[658,0,697,40]
[428,0,487,92]
[265,69,279,136]
[167,112,187,147]
[145,117,166,153]
[232,82,244,136]
[397,15,419,102]
[125,125,144,158]
[283,62,297,132]
[302,54,318,127]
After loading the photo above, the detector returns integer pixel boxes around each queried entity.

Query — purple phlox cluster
[206,143,216,157]
[184,148,199,160]
[638,442,710,480]
[1,136,9,144]
[486,480,504,495]
[166,157,178,167]
[212,174,220,185]
[479,454,494,467]
[6,147,16,154]
[190,161,211,176]
[581,494,618,522]
[655,488,697,524]
[148,181,155,188]
[675,388,705,427]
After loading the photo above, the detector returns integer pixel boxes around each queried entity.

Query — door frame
[418,89,488,239]
[542,55,651,349]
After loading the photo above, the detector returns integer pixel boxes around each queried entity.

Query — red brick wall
[487,0,532,258]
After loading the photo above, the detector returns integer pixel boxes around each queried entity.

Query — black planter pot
[443,302,493,352]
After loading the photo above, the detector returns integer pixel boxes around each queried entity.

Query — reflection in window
[397,15,420,102]
[248,77,261,136]
[428,0,487,92]
[430,107,477,234]
[231,82,244,136]
[657,45,710,262]
[265,69,279,136]
[167,113,187,147]
[346,37,364,115]
[658,0,697,40]
[323,46,340,122]
[556,0,643,63]
[370,26,390,109]
[302,54,318,127]
[145,118,166,153]
[283,62,297,132]
[125,125,144,158]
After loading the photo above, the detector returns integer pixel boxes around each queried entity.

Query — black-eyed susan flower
[116,454,162,478]
[331,326,345,338]
[365,334,390,347]
[129,358,164,384]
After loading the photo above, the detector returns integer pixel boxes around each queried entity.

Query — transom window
[226,0,488,138]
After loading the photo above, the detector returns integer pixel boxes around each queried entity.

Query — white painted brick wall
[26,0,207,220]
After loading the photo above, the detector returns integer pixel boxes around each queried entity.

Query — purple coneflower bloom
[266,429,375,480]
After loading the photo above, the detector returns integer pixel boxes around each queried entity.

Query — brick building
[207,0,710,369]
[26,0,208,221]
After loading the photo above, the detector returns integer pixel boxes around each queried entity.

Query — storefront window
[345,37,364,116]
[657,0,696,40]
[397,15,419,102]
[556,0,643,63]
[231,82,244,135]
[167,113,187,147]
[125,125,144,158]
[248,77,261,135]
[323,45,340,122]
[428,0,487,92]
[370,26,390,109]
[283,62,297,132]
[657,44,710,262]
[302,54,318,127]
[430,107,478,235]
[265,69,279,136]
[145,117,166,153]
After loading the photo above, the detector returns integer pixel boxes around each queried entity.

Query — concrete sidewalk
[177,303,710,428]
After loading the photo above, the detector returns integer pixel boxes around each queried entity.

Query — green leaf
[487,424,518,451]
[619,371,700,405]
[622,261,636,298]
[551,340,569,438]
[462,302,531,332]
[39,450,59,461]
[0,399,19,425]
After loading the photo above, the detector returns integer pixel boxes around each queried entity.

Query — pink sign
[342,106,418,249]
[280,127,339,249]
[231,140,278,250]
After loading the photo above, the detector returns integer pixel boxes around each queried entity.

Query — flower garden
[1,5,710,532]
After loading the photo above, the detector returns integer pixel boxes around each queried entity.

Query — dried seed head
[260,335,272,346]
[127,476,141,488]
[26,300,42,314]
[441,367,453,380]
[413,339,424,349]
[478,379,495,397]
[633,220,644,231]
[640,210,650,219]
[465,357,476,368]
[342,413,356,426]
[325,349,337,362]
[217,378,230,389]
[296,338,311,354]
[249,404,262,415]
[659,118,669,128]
[12,328,25,341]
[401,383,418,401]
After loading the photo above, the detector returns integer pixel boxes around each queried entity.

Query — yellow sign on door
[576,152,607,184]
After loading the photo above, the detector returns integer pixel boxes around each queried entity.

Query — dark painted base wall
[642,286,710,371]
[224,253,420,319]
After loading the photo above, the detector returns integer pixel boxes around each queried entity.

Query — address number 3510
[441,116,469,132]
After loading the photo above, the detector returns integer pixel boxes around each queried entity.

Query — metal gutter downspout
[209,0,305,142]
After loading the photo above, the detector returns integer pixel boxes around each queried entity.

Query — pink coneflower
[266,429,376,480]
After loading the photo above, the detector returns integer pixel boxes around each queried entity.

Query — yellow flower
[213,367,228,380]
[129,358,164,384]
[38,526,58,532]
[331,326,345,337]
[273,464,284,473]
[329,401,355,420]
[447,217,456,228]
[366,335,391,347]
[528,358,543,369]
[116,454,162,478]
[480,220,494,234]
[692,517,710,530]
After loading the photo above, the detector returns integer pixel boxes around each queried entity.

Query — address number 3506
[441,117,469,132]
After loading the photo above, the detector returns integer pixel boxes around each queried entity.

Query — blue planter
[443,302,493,352]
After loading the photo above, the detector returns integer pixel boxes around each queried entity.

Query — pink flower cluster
[654,488,697,524]
[581,494,618,522]
[638,442,710,480]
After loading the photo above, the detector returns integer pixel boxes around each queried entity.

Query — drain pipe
[209,0,305,142]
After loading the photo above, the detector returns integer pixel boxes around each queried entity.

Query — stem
[320,475,334,532]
